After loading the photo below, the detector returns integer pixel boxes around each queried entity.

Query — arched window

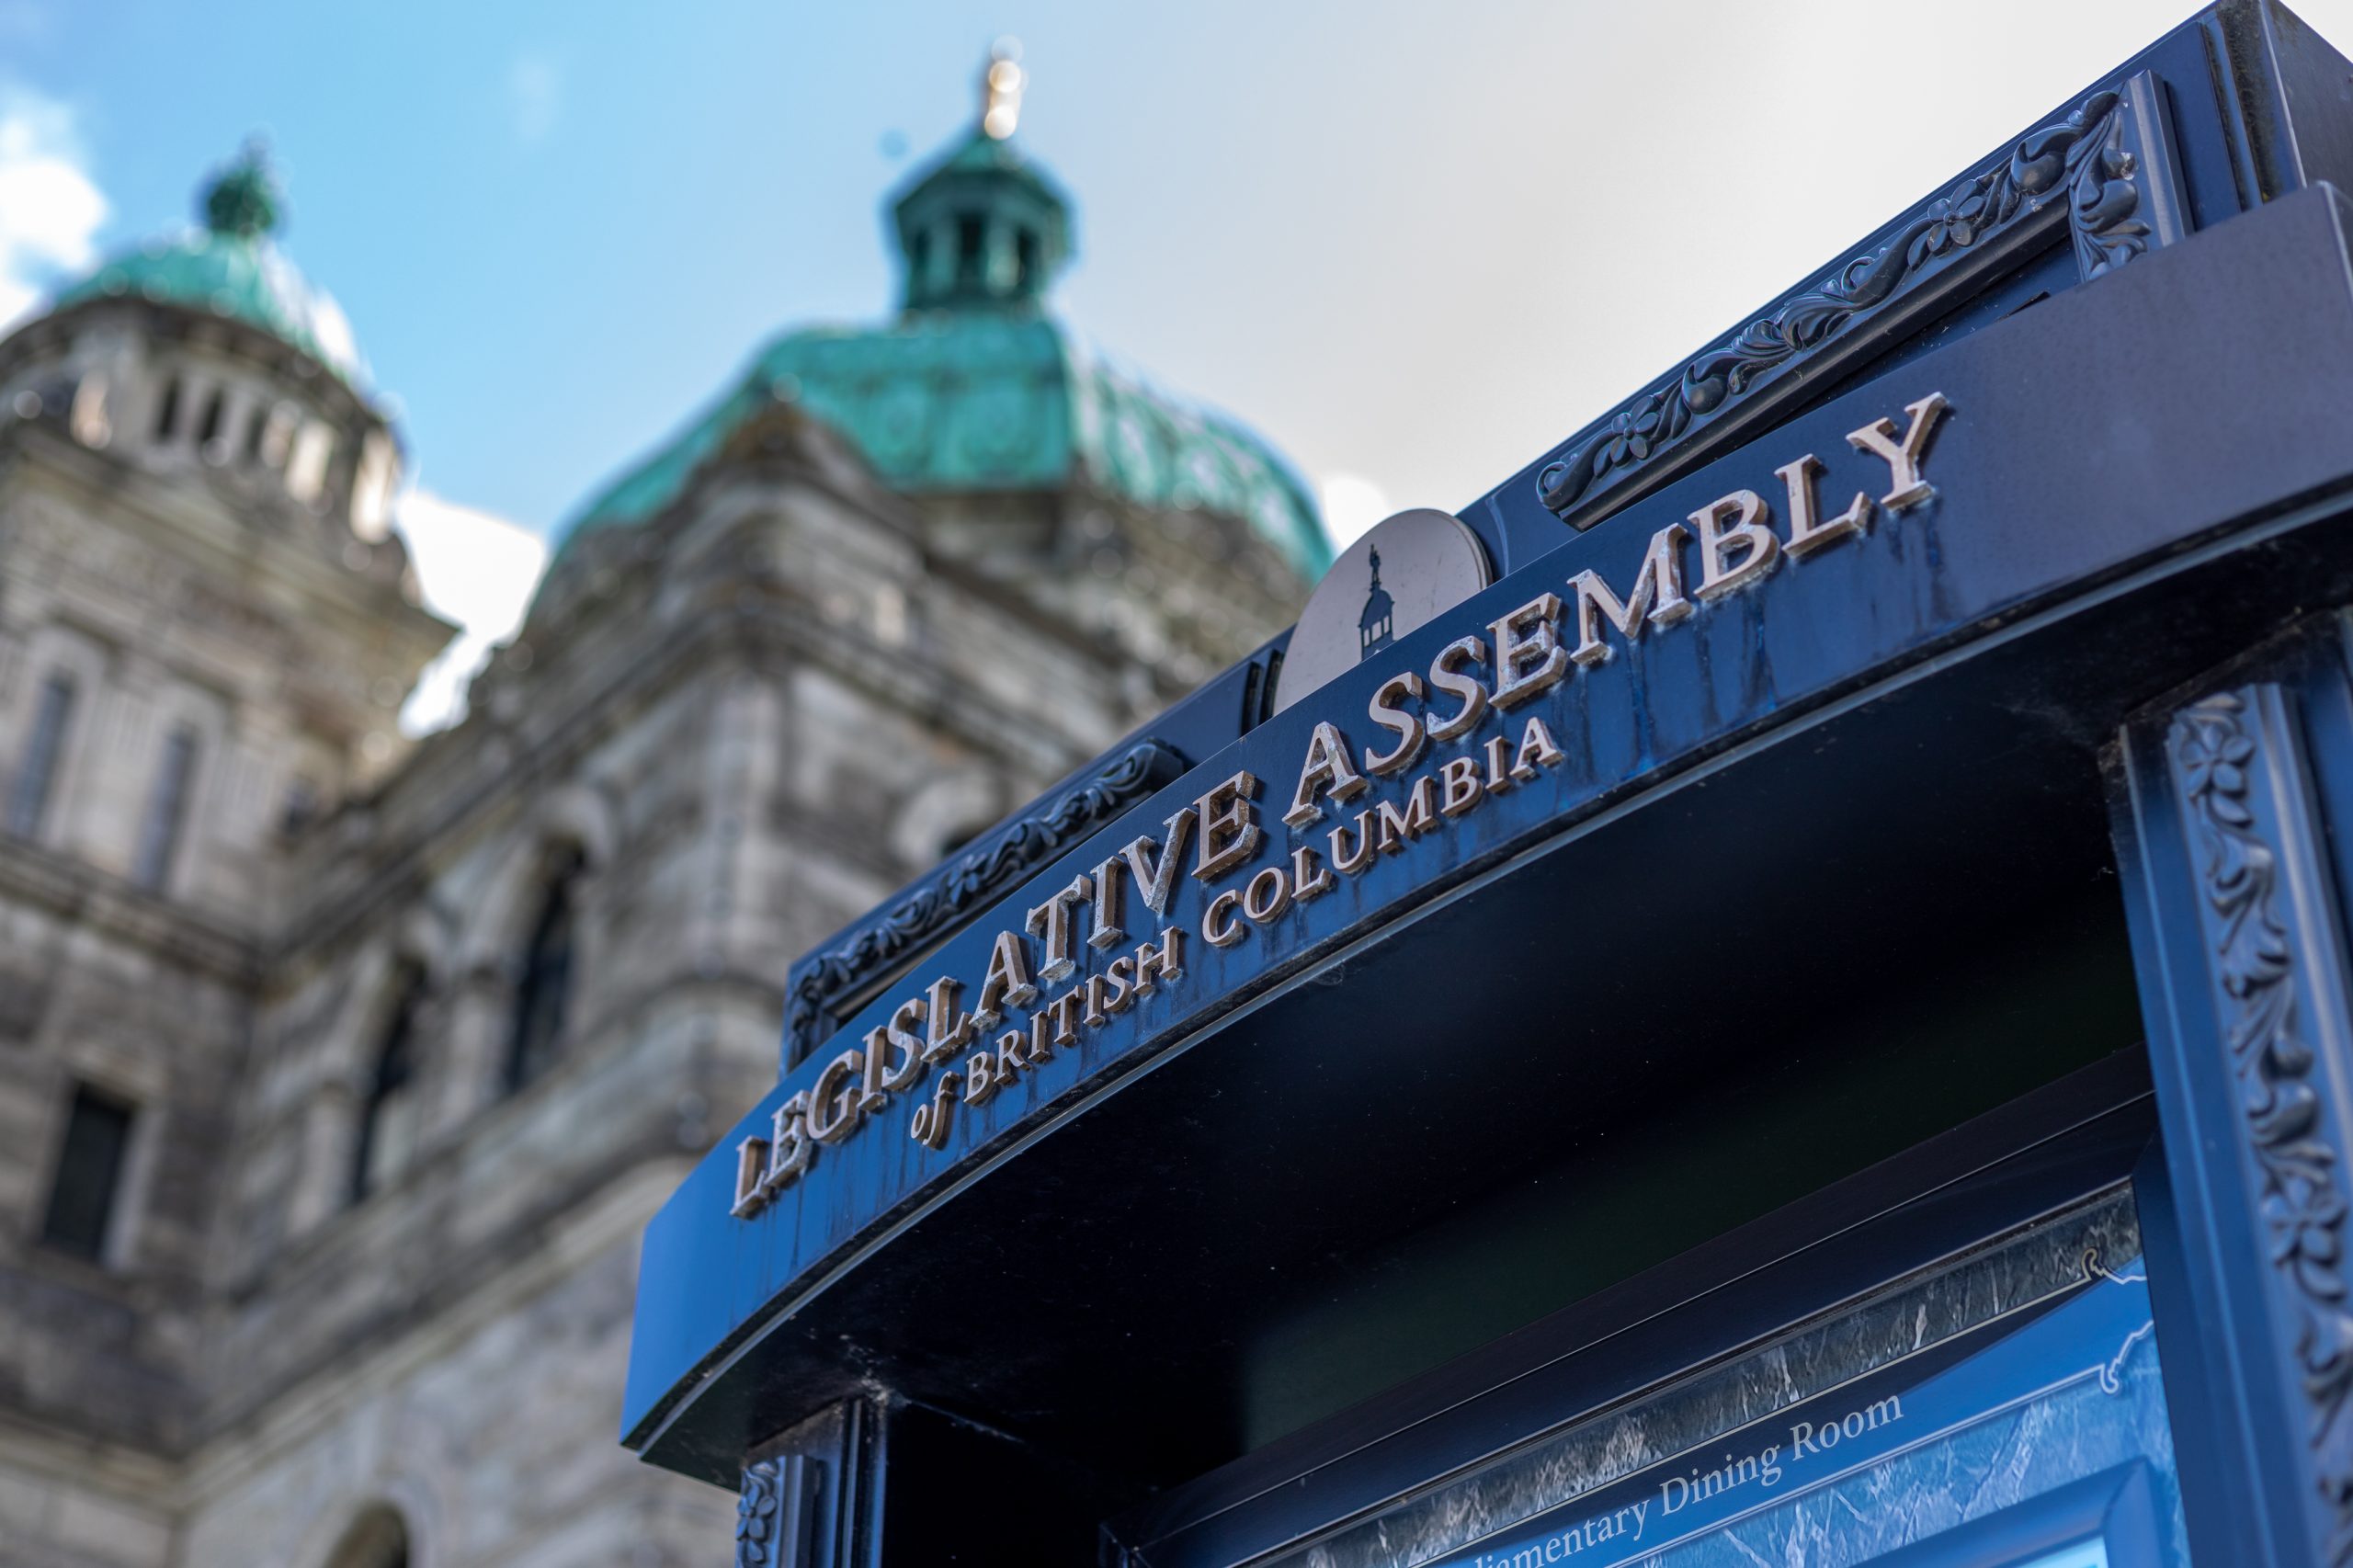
[131,725,199,892]
[195,387,226,454]
[351,963,426,1204]
[506,846,585,1090]
[6,672,77,839]
[152,375,181,442]
[325,1504,409,1568]
[955,212,986,285]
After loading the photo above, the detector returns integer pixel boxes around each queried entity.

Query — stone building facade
[0,81,1323,1568]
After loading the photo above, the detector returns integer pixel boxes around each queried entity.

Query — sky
[8,0,2353,727]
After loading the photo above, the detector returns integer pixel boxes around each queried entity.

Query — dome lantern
[201,141,282,241]
[551,51,1333,591]
[890,41,1073,314]
[51,140,365,387]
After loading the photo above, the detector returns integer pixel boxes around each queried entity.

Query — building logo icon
[1358,547,1395,660]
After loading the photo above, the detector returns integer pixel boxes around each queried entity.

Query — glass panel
[352,968,426,1203]
[131,725,198,890]
[506,846,585,1089]
[7,673,76,838]
[1269,1188,2187,1568]
[2020,1546,2111,1568]
[41,1085,133,1261]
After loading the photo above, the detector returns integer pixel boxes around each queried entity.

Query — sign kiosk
[624,7,2353,1563]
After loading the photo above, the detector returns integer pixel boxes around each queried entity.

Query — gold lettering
[1330,811,1376,874]
[1691,489,1780,600]
[1204,889,1246,948]
[1490,593,1569,709]
[964,1049,999,1105]
[972,928,1038,1026]
[1086,854,1131,949]
[806,1050,865,1144]
[860,1010,923,1112]
[1024,873,1093,983]
[1051,993,1083,1047]
[923,977,974,1062]
[1373,777,1438,854]
[1084,973,1112,1028]
[1193,771,1262,882]
[1484,734,1514,792]
[1119,810,1196,917]
[1777,453,1872,557]
[1284,721,1370,829]
[883,999,927,1087]
[860,1025,893,1113]
[732,1134,771,1216]
[1243,865,1291,925]
[1290,846,1335,903]
[1364,671,1427,777]
[1134,928,1186,994]
[1426,635,1490,743]
[1512,716,1566,779]
[1846,392,1950,509]
[910,1074,960,1151]
[1568,522,1690,665]
[1440,755,1483,818]
[1102,956,1136,1015]
[763,1092,813,1190]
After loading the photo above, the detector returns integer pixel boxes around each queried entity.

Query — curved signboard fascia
[624,187,2353,1474]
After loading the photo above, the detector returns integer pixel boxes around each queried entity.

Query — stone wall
[0,299,1308,1566]
[179,1165,735,1568]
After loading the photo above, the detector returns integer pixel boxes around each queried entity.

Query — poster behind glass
[1277,1188,2187,1568]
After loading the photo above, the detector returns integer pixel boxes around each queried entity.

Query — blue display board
[1424,1207,2183,1568]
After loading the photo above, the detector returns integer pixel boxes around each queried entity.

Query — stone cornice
[0,293,390,434]
[0,839,261,985]
[270,578,1108,971]
[1,423,451,667]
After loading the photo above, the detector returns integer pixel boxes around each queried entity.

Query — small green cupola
[52,140,367,385]
[551,46,1334,587]
[890,43,1073,313]
[203,140,282,239]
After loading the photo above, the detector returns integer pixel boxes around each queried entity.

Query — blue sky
[9,0,2353,724]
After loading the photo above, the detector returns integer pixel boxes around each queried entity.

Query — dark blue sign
[1433,1261,2179,1567]
[624,187,2353,1463]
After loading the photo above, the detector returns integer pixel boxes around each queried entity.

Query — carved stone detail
[1537,84,2157,523]
[2170,689,2353,1564]
[783,737,1187,1062]
[735,1456,784,1568]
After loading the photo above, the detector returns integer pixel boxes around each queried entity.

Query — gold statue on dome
[982,38,1024,140]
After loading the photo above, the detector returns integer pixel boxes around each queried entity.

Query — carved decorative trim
[735,1456,784,1568]
[1537,81,2165,525]
[783,737,1188,1063]
[2170,690,2353,1564]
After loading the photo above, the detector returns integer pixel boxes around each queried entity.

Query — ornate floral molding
[1537,84,2158,523]
[2170,691,2353,1564]
[783,737,1188,1062]
[735,1457,784,1568]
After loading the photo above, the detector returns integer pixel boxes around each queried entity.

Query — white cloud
[1318,472,1391,551]
[0,86,106,329]
[394,489,549,735]
[508,54,563,146]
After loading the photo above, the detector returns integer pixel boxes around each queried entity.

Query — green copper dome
[561,312,1329,579]
[557,82,1329,580]
[54,144,364,385]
